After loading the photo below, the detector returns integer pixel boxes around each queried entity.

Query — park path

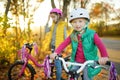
[99,37,120,63]
[101,37,120,75]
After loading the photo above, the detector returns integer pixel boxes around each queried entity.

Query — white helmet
[69,8,90,22]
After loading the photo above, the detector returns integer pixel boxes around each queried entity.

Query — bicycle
[55,56,118,80]
[8,42,53,80]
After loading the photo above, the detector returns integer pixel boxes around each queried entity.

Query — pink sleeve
[55,36,71,54]
[94,33,108,57]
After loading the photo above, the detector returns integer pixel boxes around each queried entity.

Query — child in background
[50,8,109,80]
[43,8,67,80]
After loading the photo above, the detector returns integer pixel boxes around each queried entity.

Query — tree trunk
[5,0,11,16]
[51,0,56,8]
[80,0,89,8]
[3,0,11,35]
[62,0,71,20]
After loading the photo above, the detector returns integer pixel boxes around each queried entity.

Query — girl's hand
[98,57,109,65]
[50,52,57,60]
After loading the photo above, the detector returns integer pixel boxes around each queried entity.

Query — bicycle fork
[18,61,28,77]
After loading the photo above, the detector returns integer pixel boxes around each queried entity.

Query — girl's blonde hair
[70,30,79,42]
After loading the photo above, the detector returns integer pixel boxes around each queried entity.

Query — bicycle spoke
[10,63,32,80]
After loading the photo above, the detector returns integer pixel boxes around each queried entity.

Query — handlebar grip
[25,43,33,49]
[55,56,59,60]
[105,61,111,66]
[96,61,111,66]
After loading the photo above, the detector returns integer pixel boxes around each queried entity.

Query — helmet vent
[71,15,73,17]
[80,13,83,15]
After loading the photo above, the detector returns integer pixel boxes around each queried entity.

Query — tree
[51,0,56,8]
[62,0,71,20]
[90,2,113,31]
[80,0,89,8]
[2,0,11,35]
[5,0,11,16]
[71,0,89,8]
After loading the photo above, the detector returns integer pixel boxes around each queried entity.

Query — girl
[50,8,109,80]
[42,8,67,52]
[43,8,67,80]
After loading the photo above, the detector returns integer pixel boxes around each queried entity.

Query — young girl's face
[71,18,87,32]
[50,13,59,23]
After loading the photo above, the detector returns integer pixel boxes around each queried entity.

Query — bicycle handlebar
[56,56,111,74]
[24,43,33,51]
[23,42,38,54]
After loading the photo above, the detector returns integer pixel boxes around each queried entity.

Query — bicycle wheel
[8,61,36,80]
[94,68,109,80]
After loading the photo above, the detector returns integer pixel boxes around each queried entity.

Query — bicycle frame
[17,43,52,78]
